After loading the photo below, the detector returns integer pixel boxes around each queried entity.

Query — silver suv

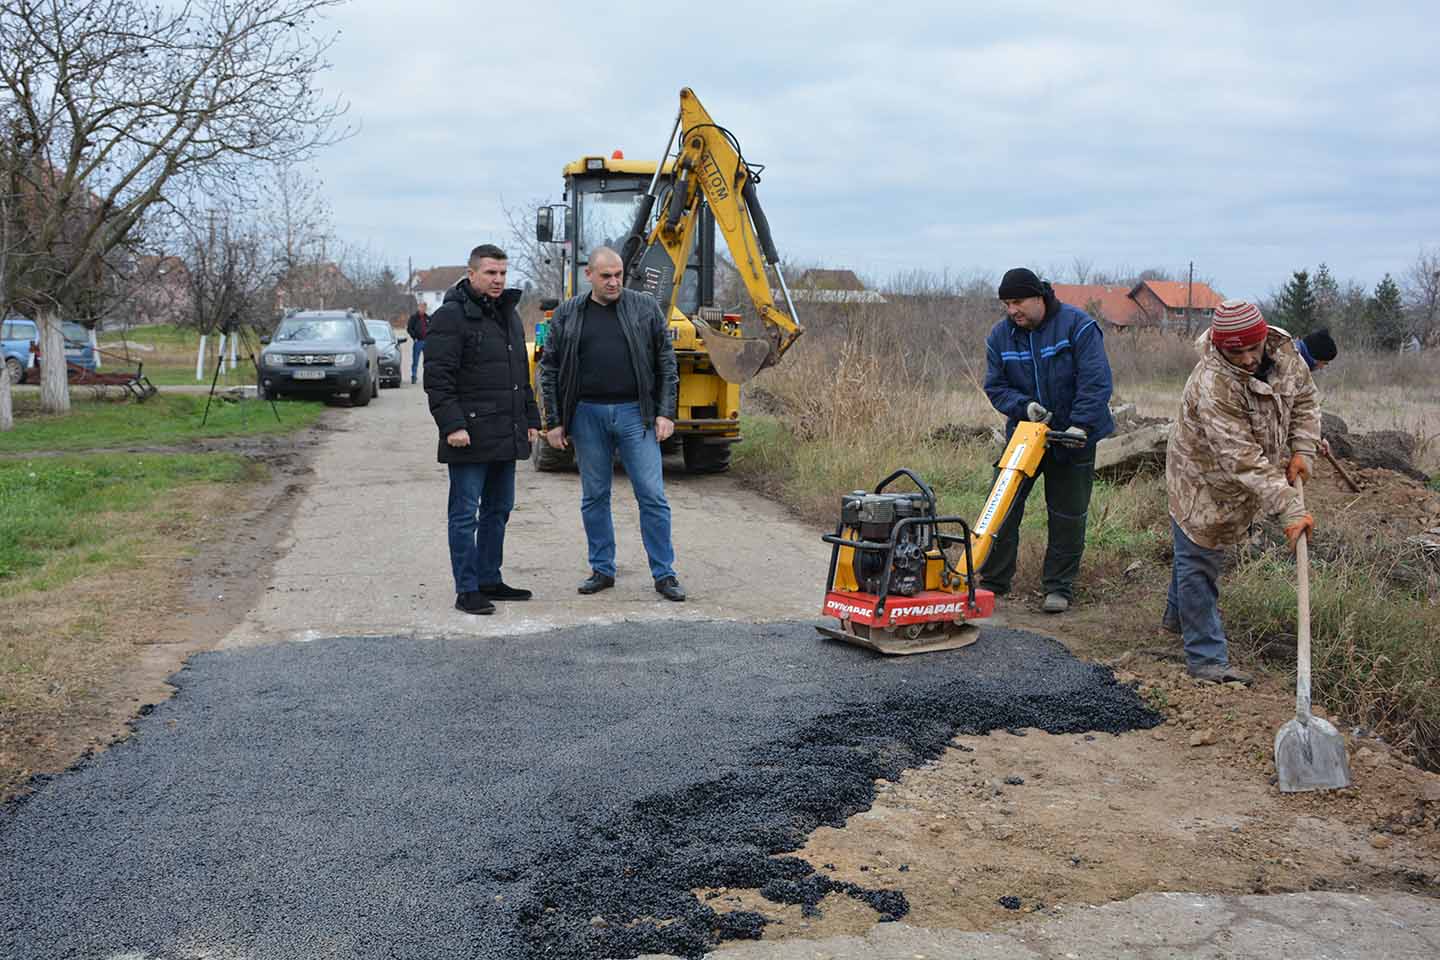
[259,309,380,406]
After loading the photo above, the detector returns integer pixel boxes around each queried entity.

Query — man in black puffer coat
[424,244,540,615]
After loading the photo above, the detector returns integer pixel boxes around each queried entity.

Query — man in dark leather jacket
[424,244,540,615]
[538,246,686,601]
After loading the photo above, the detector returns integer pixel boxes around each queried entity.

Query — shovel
[1274,477,1353,792]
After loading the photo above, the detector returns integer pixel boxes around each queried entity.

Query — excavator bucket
[691,315,778,385]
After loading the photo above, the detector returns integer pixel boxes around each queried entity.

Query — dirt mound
[1322,412,1429,482]
[929,423,1003,445]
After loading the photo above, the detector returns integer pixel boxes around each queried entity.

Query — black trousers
[977,448,1095,599]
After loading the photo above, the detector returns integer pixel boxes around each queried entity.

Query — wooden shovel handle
[1294,477,1312,723]
[1320,444,1361,493]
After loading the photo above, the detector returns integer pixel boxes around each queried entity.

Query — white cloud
[307,0,1440,299]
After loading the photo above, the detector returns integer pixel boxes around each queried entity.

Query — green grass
[98,324,201,350]
[0,453,257,586]
[1224,551,1440,768]
[0,393,326,452]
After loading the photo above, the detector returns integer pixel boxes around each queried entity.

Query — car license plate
[293,369,325,380]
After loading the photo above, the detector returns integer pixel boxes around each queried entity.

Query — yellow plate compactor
[818,421,1086,655]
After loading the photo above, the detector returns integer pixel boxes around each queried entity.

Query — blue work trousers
[569,401,675,581]
[1165,518,1231,671]
[447,460,516,593]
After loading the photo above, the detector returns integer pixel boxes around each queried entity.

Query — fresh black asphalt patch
[1,620,1159,959]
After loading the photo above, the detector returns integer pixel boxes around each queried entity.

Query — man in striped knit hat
[1164,299,1319,684]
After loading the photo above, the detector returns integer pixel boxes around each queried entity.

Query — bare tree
[0,0,347,412]
[178,200,276,338]
[1070,256,1094,285]
[1402,247,1440,346]
[501,196,565,299]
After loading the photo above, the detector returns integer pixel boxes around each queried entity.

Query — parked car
[61,321,97,372]
[365,319,407,389]
[2,315,37,384]
[258,309,380,406]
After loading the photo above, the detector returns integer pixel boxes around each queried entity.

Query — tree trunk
[38,307,71,414]
[1,361,13,431]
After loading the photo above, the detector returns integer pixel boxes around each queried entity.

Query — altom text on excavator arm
[619,87,804,384]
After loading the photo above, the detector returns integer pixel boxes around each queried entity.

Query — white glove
[1026,402,1051,423]
[1062,425,1087,440]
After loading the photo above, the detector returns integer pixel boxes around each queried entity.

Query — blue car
[2,315,38,384]
[2,315,96,383]
[60,321,98,373]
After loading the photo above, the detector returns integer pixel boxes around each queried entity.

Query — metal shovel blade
[1274,716,1352,792]
[691,316,776,385]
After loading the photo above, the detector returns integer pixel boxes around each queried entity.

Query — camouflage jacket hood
[1165,327,1320,548]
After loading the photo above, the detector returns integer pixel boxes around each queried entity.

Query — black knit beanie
[998,267,1046,300]
[1301,327,1337,362]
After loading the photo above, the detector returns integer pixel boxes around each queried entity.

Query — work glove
[1026,402,1051,423]
[1283,514,1315,552]
[1286,453,1312,485]
[1062,425,1087,440]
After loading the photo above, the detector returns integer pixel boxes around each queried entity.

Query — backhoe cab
[528,87,803,473]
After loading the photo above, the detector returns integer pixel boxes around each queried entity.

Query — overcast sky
[314,0,1439,300]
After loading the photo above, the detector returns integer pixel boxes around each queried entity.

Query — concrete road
[219,365,824,647]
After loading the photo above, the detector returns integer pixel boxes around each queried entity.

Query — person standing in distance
[424,244,540,615]
[538,246,686,601]
[406,299,429,384]
[980,267,1115,613]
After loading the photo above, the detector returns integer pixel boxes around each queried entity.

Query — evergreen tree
[1312,262,1340,328]
[1367,274,1407,350]
[1274,269,1319,336]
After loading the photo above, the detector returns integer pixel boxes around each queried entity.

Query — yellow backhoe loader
[529,87,803,474]
[819,422,1087,655]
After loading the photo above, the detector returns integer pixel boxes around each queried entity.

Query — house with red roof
[1128,279,1224,331]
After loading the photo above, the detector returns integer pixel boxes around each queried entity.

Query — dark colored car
[365,319,407,389]
[258,309,380,406]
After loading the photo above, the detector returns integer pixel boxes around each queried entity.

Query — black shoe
[578,572,615,595]
[979,581,1009,598]
[654,576,686,602]
[476,582,532,601]
[455,591,495,615]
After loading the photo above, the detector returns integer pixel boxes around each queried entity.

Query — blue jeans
[411,339,425,380]
[1166,518,1230,670]
[569,401,675,581]
[447,460,516,593]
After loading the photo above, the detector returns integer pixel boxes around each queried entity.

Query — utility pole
[1185,261,1194,336]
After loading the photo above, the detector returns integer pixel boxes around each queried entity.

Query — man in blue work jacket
[981,268,1115,613]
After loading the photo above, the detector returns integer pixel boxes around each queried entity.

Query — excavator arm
[621,87,804,384]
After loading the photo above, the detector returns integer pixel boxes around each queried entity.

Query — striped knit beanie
[1210,299,1267,349]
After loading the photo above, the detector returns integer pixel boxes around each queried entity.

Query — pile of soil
[1322,412,1430,483]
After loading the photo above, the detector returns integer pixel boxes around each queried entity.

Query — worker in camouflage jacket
[1165,299,1319,684]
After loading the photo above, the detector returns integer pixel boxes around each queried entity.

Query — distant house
[1050,284,1140,329]
[409,266,468,312]
[781,268,886,304]
[1128,280,1224,331]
